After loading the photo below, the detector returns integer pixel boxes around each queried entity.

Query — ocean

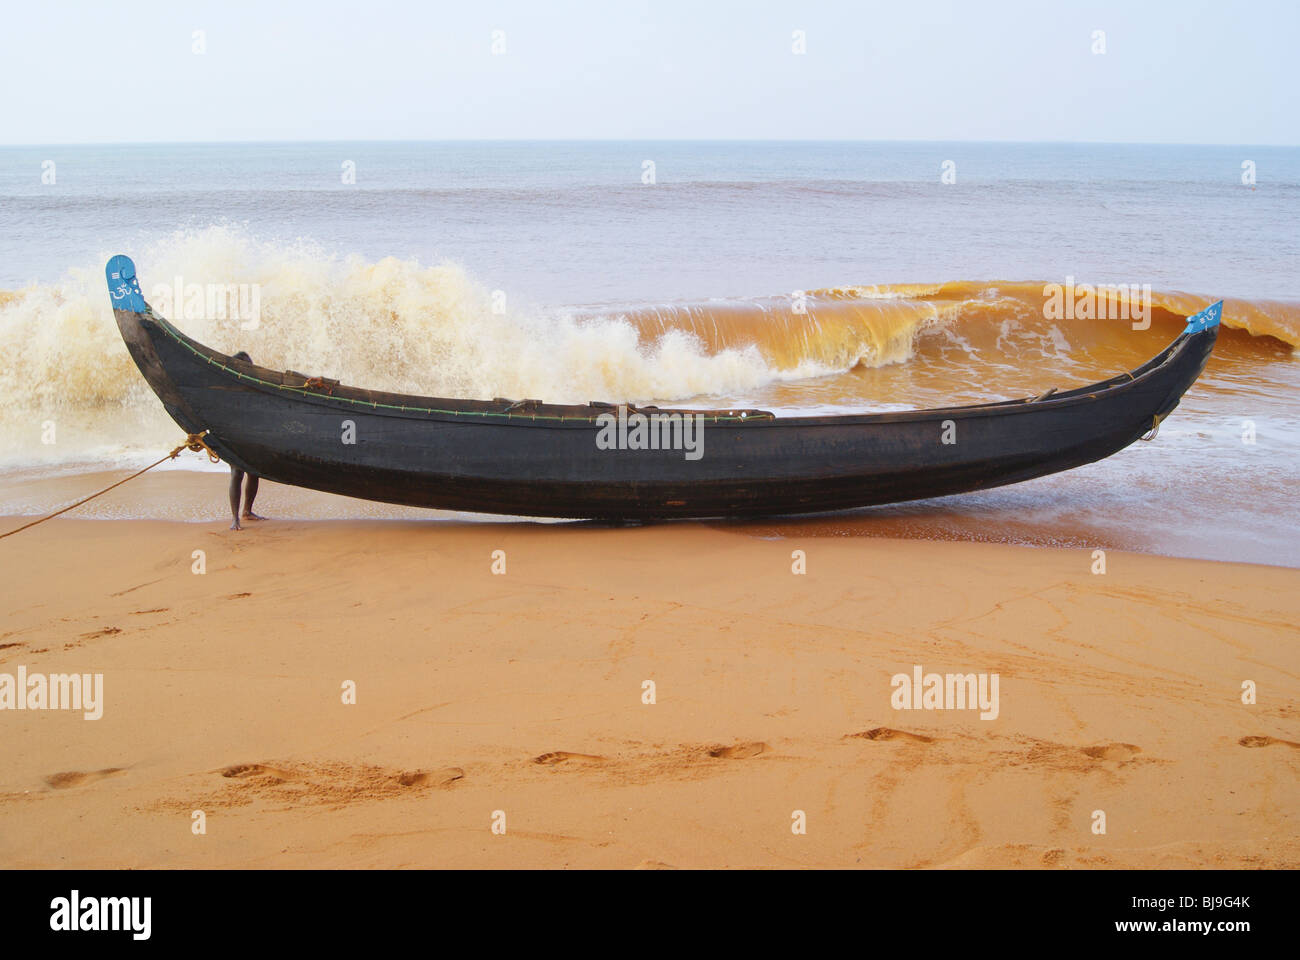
[1,141,1297,563]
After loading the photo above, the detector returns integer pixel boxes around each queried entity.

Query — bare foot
[241,512,267,521]
[230,519,242,530]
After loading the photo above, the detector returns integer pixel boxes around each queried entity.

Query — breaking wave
[1,225,1296,469]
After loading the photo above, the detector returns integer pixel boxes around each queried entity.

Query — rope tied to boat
[172,429,221,463]
[0,431,219,540]
[1140,413,1165,442]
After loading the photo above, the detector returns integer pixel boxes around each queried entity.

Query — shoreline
[3,466,1297,569]
[1,518,1296,868]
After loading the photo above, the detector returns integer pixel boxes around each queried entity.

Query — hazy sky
[2,0,1295,144]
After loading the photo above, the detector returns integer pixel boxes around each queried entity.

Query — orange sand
[0,517,1296,868]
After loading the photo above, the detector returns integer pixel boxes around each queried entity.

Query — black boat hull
[106,256,1219,520]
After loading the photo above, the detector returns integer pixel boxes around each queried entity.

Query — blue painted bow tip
[105,254,148,313]
[1183,300,1223,334]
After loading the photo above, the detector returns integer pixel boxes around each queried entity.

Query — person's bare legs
[229,467,245,530]
[242,475,266,521]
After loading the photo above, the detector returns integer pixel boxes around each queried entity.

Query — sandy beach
[2,507,1296,869]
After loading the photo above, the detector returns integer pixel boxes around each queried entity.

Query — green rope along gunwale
[146,310,775,425]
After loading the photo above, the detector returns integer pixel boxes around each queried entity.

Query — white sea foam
[0,225,848,469]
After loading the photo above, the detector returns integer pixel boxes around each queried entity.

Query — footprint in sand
[1239,735,1300,749]
[847,727,936,744]
[110,579,162,598]
[533,751,606,766]
[78,626,122,639]
[1081,743,1142,761]
[219,763,295,781]
[707,741,768,760]
[396,767,465,787]
[45,768,124,789]
[634,860,679,870]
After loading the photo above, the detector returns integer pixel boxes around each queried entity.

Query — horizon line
[2,137,1298,149]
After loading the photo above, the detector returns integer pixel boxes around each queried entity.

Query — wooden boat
[106,255,1221,519]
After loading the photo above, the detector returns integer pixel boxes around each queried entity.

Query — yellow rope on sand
[0,431,219,540]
